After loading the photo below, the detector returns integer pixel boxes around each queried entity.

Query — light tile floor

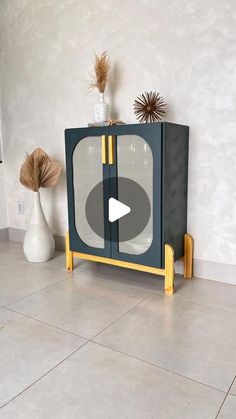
[0,240,235,418]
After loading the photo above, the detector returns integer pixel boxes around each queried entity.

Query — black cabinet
[65,122,193,294]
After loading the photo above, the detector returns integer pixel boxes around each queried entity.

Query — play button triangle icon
[109,198,131,223]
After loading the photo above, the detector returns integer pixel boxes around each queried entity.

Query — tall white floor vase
[23,191,55,262]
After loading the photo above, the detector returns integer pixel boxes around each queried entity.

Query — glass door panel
[117,135,153,255]
[73,136,104,249]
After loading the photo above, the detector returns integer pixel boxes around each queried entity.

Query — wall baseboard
[1,227,236,285]
[193,258,236,285]
[8,227,25,243]
[6,227,65,251]
[174,259,236,286]
[0,227,9,241]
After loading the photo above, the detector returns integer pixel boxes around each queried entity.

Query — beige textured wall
[0,107,8,228]
[0,1,236,270]
[0,164,8,229]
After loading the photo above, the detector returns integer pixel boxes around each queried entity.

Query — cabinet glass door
[65,127,110,257]
[73,136,104,249]
[109,123,162,268]
[117,135,153,255]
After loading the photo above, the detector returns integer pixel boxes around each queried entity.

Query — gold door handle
[102,135,107,164]
[108,135,114,164]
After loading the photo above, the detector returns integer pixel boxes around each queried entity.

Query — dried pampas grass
[89,51,110,93]
[19,148,62,192]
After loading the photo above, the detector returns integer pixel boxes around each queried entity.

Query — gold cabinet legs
[164,244,174,295]
[184,233,193,279]
[66,231,73,271]
[65,231,193,294]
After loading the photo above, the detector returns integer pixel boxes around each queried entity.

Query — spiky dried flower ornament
[19,148,62,192]
[134,91,166,123]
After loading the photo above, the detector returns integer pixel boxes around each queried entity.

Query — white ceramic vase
[23,191,55,262]
[93,92,110,123]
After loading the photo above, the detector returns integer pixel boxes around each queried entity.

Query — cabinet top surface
[65,121,189,133]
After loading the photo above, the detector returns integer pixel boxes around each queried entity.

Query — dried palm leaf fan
[88,51,110,93]
[19,148,62,192]
[134,91,167,123]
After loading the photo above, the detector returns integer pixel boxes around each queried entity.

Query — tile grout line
[85,275,236,315]
[2,269,235,396]
[1,331,227,414]
[149,287,236,315]
[3,279,66,308]
[214,375,236,418]
[72,268,236,316]
[214,393,228,419]
[0,339,91,411]
[90,294,149,341]
[3,281,236,317]
[0,296,149,410]
[0,295,151,410]
[3,262,148,310]
[2,260,109,310]
[173,294,236,315]
[2,250,236,315]
[4,306,87,339]
[227,375,236,394]
[4,292,149,342]
[0,245,235,413]
[0,300,231,412]
[91,340,228,395]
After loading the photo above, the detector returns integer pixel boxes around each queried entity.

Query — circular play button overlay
[85,176,151,242]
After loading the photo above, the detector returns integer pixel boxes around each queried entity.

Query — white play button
[109,198,131,223]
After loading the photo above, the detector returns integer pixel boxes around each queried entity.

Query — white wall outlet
[17,200,24,214]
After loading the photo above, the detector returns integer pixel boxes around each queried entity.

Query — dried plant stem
[89,51,110,93]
